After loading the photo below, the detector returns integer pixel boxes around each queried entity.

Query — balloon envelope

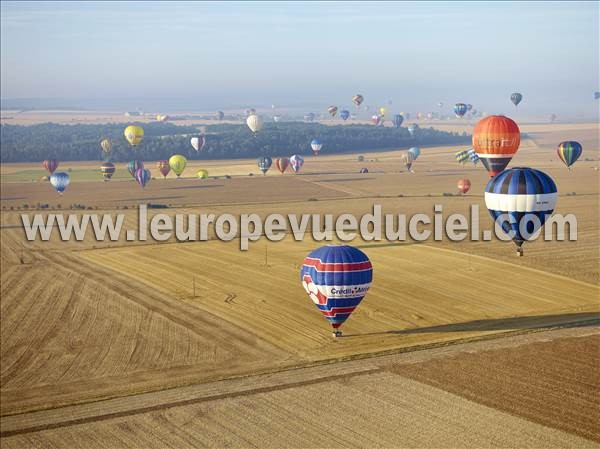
[275,157,290,173]
[327,106,338,117]
[100,139,112,154]
[457,178,471,194]
[246,114,263,134]
[134,168,151,188]
[392,114,404,128]
[197,169,209,179]
[485,167,557,251]
[190,136,206,152]
[339,110,350,121]
[169,155,187,177]
[311,139,323,156]
[352,95,364,107]
[557,141,582,170]
[256,156,272,174]
[127,160,144,178]
[156,160,170,178]
[289,154,304,173]
[124,125,144,146]
[300,245,373,331]
[408,147,421,159]
[100,162,115,180]
[216,111,225,120]
[43,159,59,175]
[454,103,468,118]
[510,92,523,106]
[472,115,520,177]
[50,172,70,194]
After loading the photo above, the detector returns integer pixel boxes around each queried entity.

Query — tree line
[0,122,470,163]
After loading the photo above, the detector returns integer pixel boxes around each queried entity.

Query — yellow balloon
[378,107,388,117]
[100,138,112,153]
[196,169,209,179]
[169,154,187,177]
[124,125,144,146]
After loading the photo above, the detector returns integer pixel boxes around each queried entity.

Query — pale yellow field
[1,122,599,447]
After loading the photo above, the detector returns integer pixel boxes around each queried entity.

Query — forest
[0,121,471,162]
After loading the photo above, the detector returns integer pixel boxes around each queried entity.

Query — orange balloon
[275,157,290,174]
[472,115,520,177]
[457,178,471,194]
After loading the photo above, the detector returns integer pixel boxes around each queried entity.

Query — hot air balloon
[190,136,206,152]
[311,139,323,156]
[156,160,170,179]
[300,245,373,337]
[455,150,470,165]
[245,108,256,117]
[416,112,423,120]
[42,159,59,175]
[467,148,480,165]
[134,168,151,188]
[457,178,471,194]
[124,125,144,146]
[128,160,144,178]
[401,151,415,172]
[437,102,444,108]
[408,147,421,160]
[246,114,263,134]
[197,169,209,179]
[289,154,304,174]
[275,157,290,173]
[557,141,582,171]
[100,162,115,181]
[378,107,388,117]
[169,155,187,178]
[472,115,520,177]
[392,114,404,128]
[466,104,473,111]
[408,123,418,137]
[454,103,468,118]
[273,115,281,122]
[216,111,225,121]
[156,114,168,122]
[257,156,272,175]
[100,139,112,155]
[50,172,70,195]
[352,94,364,107]
[402,112,410,120]
[304,113,315,122]
[510,92,523,107]
[549,113,557,123]
[371,114,382,126]
[595,92,600,100]
[339,110,350,121]
[426,112,434,120]
[360,167,369,174]
[485,167,557,256]
[327,106,338,117]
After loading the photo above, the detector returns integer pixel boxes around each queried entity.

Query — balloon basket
[516,247,523,257]
[332,330,342,338]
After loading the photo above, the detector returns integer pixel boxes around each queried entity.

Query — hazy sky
[1,1,598,116]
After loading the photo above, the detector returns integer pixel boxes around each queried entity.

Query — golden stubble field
[1,122,599,446]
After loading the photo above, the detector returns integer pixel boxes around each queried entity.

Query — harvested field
[2,326,598,448]
[390,334,600,442]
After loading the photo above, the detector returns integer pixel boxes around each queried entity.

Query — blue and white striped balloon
[484,167,557,254]
[300,245,373,335]
[50,172,70,195]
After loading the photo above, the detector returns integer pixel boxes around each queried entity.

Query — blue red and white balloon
[311,139,323,156]
[300,245,373,334]
[289,154,304,173]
